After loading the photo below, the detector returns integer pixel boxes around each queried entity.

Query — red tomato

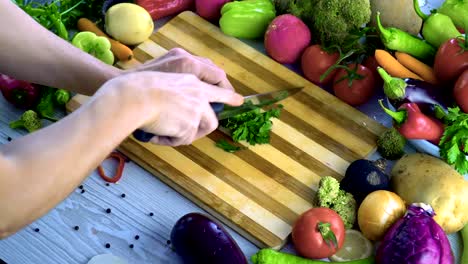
[454,69,468,113]
[333,64,375,106]
[363,55,383,88]
[195,0,231,21]
[433,38,468,83]
[301,45,340,86]
[136,0,194,20]
[292,207,345,259]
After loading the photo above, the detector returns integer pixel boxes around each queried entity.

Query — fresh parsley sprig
[438,107,468,174]
[14,0,104,40]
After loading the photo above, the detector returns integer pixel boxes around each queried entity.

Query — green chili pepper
[413,0,462,48]
[376,12,436,61]
[54,19,69,40]
[219,0,276,39]
[71,31,114,65]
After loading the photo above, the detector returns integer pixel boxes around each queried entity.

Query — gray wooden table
[0,0,464,262]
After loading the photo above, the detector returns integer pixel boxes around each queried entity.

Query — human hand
[99,71,243,146]
[130,48,234,90]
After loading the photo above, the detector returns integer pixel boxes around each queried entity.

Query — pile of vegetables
[4,0,468,263]
[0,74,70,133]
[168,154,468,264]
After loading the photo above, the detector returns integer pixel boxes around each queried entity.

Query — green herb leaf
[439,107,468,174]
[215,139,242,153]
[220,104,283,146]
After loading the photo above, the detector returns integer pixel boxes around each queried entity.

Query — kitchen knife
[133,87,303,142]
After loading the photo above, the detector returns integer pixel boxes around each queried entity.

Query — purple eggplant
[170,212,248,264]
[378,67,455,116]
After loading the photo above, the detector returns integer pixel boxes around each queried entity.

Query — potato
[391,153,468,233]
[369,0,422,35]
[105,3,154,46]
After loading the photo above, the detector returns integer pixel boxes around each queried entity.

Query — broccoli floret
[9,110,42,133]
[279,0,371,47]
[377,127,406,160]
[313,0,371,46]
[316,176,341,207]
[333,190,357,229]
[316,176,357,229]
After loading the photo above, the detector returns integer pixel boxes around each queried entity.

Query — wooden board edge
[118,140,287,249]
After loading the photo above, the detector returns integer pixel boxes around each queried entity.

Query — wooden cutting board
[67,11,385,249]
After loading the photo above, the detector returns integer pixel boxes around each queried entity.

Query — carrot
[374,49,423,80]
[395,52,438,84]
[77,18,133,61]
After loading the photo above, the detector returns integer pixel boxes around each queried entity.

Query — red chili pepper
[379,100,445,143]
[0,74,41,109]
[135,0,194,20]
[98,152,128,183]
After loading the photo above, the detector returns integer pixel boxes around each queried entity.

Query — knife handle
[132,102,225,142]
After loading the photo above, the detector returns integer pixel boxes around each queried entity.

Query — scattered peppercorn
[134,235,140,240]
[149,212,154,216]
[74,226,79,231]
[34,228,40,232]
[166,240,171,245]
[106,208,111,214]
[79,185,83,189]
[81,189,85,194]
[105,183,110,186]
[7,137,12,141]
[129,244,134,249]
[105,243,111,248]
[121,193,126,198]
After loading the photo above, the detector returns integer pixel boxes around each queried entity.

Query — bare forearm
[0,85,146,237]
[0,0,121,95]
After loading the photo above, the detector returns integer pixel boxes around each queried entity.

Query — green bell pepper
[437,0,468,32]
[414,0,462,47]
[71,31,114,65]
[219,0,276,39]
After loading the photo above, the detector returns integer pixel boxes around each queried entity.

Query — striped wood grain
[67,11,385,249]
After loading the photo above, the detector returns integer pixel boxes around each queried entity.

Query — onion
[357,190,406,241]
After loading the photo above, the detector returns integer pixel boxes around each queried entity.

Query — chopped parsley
[215,104,283,152]
[215,139,242,153]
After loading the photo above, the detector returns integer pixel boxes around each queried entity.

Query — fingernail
[234,93,244,105]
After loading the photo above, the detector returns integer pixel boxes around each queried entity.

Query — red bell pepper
[379,100,445,144]
[136,0,194,20]
[0,74,41,109]
[97,151,128,183]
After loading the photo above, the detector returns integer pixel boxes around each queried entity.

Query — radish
[264,14,311,64]
[195,0,231,21]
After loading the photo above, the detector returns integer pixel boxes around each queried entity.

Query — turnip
[264,14,311,64]
[196,0,231,21]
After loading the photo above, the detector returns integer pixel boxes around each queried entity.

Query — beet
[340,159,390,204]
[264,14,311,64]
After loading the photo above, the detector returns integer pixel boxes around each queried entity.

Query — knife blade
[133,87,303,142]
[216,87,303,120]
